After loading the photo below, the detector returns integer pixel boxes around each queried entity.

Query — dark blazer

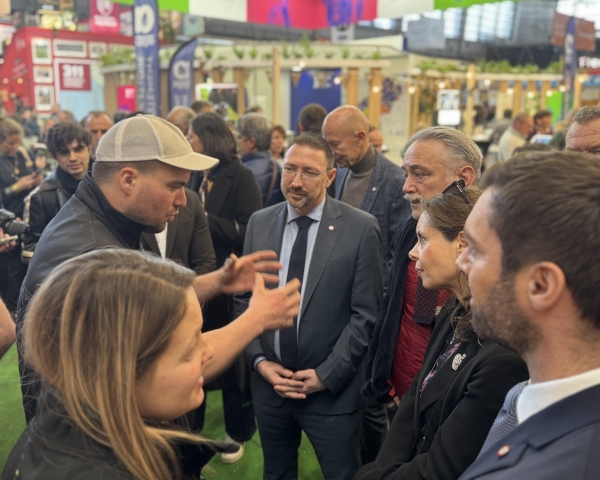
[335,151,410,281]
[459,383,600,480]
[364,214,417,403]
[238,197,383,415]
[356,300,529,480]
[141,188,216,276]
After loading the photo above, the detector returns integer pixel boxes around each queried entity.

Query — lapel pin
[328,226,334,230]
[497,445,510,457]
[452,353,467,370]
[372,187,377,191]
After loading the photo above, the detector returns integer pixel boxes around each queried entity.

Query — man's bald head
[322,106,371,168]
[167,107,196,137]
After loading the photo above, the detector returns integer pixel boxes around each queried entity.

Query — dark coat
[141,187,216,276]
[22,168,72,256]
[240,150,282,206]
[356,300,529,480]
[238,197,383,415]
[0,149,36,217]
[364,214,417,403]
[334,151,410,282]
[459,383,600,480]
[1,389,233,480]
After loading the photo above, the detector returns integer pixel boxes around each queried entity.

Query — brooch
[452,353,467,370]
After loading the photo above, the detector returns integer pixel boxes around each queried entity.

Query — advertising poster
[134,0,160,115]
[59,63,91,91]
[169,38,197,109]
[90,0,121,35]
[118,85,137,111]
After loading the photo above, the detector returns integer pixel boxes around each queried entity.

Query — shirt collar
[517,365,600,424]
[286,196,326,225]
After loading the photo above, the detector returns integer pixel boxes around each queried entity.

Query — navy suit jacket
[335,151,409,283]
[237,197,383,415]
[460,383,600,480]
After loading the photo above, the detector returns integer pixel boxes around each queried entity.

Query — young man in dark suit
[237,134,383,480]
[458,151,600,480]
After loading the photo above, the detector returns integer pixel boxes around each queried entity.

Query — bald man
[167,106,196,137]
[322,106,410,465]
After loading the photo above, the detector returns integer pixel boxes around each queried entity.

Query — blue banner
[134,0,160,115]
[169,38,198,110]
[563,16,576,118]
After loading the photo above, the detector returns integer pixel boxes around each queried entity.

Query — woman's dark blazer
[355,299,529,480]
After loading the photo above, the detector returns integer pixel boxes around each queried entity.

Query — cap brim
[157,151,219,171]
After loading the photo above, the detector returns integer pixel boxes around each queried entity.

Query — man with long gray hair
[364,127,482,417]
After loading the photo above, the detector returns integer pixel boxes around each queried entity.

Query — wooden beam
[540,80,550,110]
[368,68,382,128]
[345,67,359,107]
[272,46,280,124]
[512,81,523,115]
[234,67,248,116]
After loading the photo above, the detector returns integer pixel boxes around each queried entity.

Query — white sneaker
[221,434,244,464]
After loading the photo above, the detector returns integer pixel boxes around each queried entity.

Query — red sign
[117,85,136,111]
[551,12,596,53]
[59,63,91,90]
[248,0,376,30]
[90,0,120,35]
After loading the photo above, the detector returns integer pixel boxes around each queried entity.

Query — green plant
[324,50,335,59]
[341,46,350,59]
[371,49,382,60]
[217,54,227,61]
[99,48,135,67]
[292,47,303,59]
[249,46,258,59]
[233,46,245,59]
[282,42,291,59]
[354,51,365,59]
[544,61,561,74]
[299,34,314,58]
[203,46,215,60]
[262,52,273,60]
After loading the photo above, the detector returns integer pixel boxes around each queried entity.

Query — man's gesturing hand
[247,274,301,333]
[257,361,306,400]
[219,251,282,295]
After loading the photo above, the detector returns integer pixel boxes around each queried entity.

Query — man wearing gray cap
[16,115,301,422]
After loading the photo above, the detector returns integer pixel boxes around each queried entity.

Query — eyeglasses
[442,179,473,209]
[282,167,330,184]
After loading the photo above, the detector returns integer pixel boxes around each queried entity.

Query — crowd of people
[0,99,599,480]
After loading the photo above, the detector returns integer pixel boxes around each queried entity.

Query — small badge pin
[329,226,334,230]
[452,353,467,370]
[497,445,510,457]
[372,187,377,191]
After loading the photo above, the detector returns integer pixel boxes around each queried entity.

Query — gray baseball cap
[95,114,219,171]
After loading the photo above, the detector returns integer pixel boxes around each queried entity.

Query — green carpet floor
[0,345,323,478]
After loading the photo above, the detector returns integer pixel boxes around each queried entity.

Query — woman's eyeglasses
[442,179,473,209]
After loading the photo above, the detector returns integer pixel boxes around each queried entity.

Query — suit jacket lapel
[301,198,342,316]
[205,164,233,215]
[141,231,160,256]
[165,211,179,258]
[334,168,348,199]
[262,204,288,352]
[360,154,384,213]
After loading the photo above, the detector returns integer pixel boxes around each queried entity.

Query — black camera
[0,208,31,243]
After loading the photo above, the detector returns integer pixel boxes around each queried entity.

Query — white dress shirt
[154,224,168,259]
[517,366,600,424]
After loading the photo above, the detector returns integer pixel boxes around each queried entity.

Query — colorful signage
[169,38,197,109]
[134,0,160,115]
[90,1,121,35]
[59,63,91,90]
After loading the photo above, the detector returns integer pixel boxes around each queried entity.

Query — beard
[284,186,311,210]
[471,275,539,356]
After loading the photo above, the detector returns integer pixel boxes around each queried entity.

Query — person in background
[529,110,553,139]
[297,103,327,135]
[84,111,114,156]
[190,100,214,114]
[237,113,282,206]
[21,108,40,140]
[167,107,196,137]
[188,112,263,463]
[2,249,257,479]
[491,109,512,143]
[0,289,16,361]
[55,110,75,124]
[565,105,600,154]
[368,125,384,154]
[497,113,532,162]
[356,188,528,480]
[247,105,264,115]
[270,125,286,165]
[113,110,129,124]
[458,151,600,480]
[42,117,56,142]
[364,128,482,425]
[548,108,578,151]
[23,123,92,257]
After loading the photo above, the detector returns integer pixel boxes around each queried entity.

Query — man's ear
[326,167,337,187]
[118,167,137,195]
[458,166,476,187]
[525,262,566,312]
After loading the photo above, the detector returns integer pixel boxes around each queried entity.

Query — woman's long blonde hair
[24,249,202,479]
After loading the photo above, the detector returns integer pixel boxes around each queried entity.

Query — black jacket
[22,168,74,256]
[141,187,216,276]
[16,174,152,422]
[355,299,529,480]
[364,214,417,403]
[2,388,231,480]
[0,149,36,217]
